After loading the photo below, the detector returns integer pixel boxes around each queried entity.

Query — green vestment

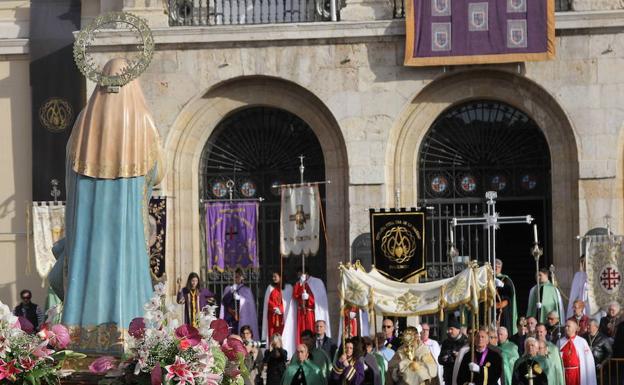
[499,340,519,385]
[282,359,327,385]
[373,352,386,385]
[512,354,549,385]
[497,273,518,335]
[527,282,563,324]
[544,341,565,385]
[310,347,333,378]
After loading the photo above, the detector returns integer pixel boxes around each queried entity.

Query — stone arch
[387,69,580,286]
[163,75,349,310]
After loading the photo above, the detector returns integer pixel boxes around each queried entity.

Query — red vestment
[343,306,358,337]
[293,282,315,344]
[561,336,581,385]
[267,286,285,338]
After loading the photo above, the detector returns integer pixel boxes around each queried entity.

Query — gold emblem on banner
[39,98,73,133]
[380,225,420,264]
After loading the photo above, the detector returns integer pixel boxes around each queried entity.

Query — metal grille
[418,100,551,323]
[168,0,335,25]
[199,107,326,329]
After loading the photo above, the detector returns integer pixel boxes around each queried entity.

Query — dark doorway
[418,100,552,321]
[199,106,327,316]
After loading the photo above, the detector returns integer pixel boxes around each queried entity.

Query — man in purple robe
[220,268,258,337]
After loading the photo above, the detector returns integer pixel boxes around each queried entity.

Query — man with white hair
[558,319,596,385]
[497,326,518,385]
[584,319,612,379]
[599,301,622,339]
[419,323,443,384]
[512,337,549,385]
[546,311,563,344]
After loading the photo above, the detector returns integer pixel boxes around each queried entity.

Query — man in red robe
[559,319,597,385]
[343,306,358,338]
[294,273,316,344]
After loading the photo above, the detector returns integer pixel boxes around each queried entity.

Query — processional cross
[450,191,534,330]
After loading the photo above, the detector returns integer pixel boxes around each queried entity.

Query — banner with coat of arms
[586,235,624,313]
[404,0,555,66]
[31,202,66,281]
[280,185,321,257]
[369,209,426,282]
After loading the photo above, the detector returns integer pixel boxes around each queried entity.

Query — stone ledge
[85,9,624,48]
[0,38,28,55]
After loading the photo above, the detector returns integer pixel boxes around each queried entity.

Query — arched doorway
[198,106,327,301]
[418,100,551,314]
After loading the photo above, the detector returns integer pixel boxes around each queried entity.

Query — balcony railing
[168,0,335,25]
[392,0,570,19]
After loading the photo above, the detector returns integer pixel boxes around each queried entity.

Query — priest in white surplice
[567,256,590,319]
[558,319,597,385]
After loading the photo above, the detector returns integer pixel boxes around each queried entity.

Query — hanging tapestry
[205,201,259,271]
[31,202,66,281]
[404,0,555,66]
[586,235,624,313]
[280,185,321,257]
[148,197,167,282]
[369,209,426,281]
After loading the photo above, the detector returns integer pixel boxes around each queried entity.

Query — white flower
[144,296,162,312]
[154,282,166,296]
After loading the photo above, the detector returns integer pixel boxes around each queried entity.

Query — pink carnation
[89,356,117,374]
[221,336,247,361]
[49,324,70,349]
[209,319,229,343]
[129,317,146,339]
[175,325,201,347]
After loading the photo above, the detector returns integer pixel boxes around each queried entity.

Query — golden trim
[404,0,556,66]
[66,323,126,354]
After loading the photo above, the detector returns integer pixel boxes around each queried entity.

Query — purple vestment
[177,287,215,326]
[219,283,258,338]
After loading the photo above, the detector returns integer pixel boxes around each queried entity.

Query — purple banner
[405,0,554,66]
[205,201,259,271]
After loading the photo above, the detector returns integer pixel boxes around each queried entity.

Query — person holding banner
[220,268,258,337]
[293,270,331,345]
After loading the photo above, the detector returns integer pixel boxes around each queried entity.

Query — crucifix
[451,191,534,330]
[226,224,238,240]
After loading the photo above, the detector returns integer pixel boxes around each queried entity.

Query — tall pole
[532,224,543,321]
[299,155,305,274]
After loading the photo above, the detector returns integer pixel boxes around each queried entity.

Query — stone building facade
[1,0,624,330]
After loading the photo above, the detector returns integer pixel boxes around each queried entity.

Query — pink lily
[0,359,22,381]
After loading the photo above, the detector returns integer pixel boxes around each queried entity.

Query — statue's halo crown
[73,12,154,89]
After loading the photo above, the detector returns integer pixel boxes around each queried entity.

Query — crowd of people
[13,257,624,385]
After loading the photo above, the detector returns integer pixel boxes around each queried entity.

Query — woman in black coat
[264,334,288,385]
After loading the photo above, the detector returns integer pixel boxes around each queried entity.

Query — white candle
[533,224,539,244]
[450,228,454,244]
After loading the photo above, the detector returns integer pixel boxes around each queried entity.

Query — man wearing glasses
[13,289,44,332]
[382,318,400,352]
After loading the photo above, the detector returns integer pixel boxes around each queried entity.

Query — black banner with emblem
[30,0,83,201]
[369,208,426,282]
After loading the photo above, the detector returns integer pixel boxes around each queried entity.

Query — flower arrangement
[92,283,248,385]
[0,301,85,384]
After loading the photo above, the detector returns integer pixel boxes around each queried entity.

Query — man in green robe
[536,323,565,385]
[301,329,333,377]
[282,344,327,385]
[497,326,519,385]
[495,259,518,335]
[527,268,564,324]
[512,337,549,385]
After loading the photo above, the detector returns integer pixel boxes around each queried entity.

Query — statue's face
[402,330,418,347]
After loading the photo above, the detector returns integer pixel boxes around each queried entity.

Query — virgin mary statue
[59,58,165,352]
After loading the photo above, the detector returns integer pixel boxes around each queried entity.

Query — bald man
[559,319,596,385]
[282,344,326,385]
[567,300,590,336]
